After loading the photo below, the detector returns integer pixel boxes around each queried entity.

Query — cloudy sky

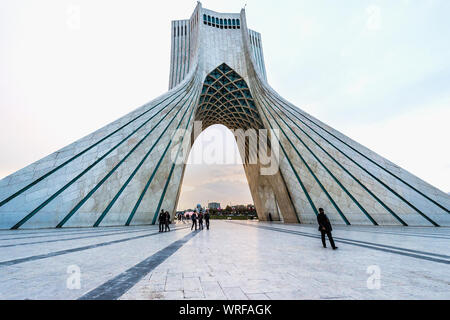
[1,0,449,210]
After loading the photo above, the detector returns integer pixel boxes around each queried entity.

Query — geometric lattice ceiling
[196,63,263,131]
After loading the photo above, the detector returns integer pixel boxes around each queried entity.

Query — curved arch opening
[176,66,263,216]
[173,63,296,223]
[176,124,253,213]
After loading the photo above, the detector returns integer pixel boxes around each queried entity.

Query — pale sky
[1,0,449,211]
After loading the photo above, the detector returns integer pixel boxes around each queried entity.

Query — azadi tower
[0,3,449,229]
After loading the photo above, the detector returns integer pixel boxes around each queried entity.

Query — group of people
[158,204,211,233]
[158,210,171,232]
[190,210,210,231]
[190,203,210,231]
[159,205,336,250]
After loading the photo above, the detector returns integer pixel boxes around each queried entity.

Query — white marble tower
[0,3,449,229]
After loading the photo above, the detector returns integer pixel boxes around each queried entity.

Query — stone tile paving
[0,220,448,300]
[120,221,449,300]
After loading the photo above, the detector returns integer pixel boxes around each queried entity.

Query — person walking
[164,211,171,232]
[204,211,210,230]
[191,212,197,231]
[158,209,165,232]
[198,211,204,230]
[317,208,337,250]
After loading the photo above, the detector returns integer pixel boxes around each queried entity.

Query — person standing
[191,212,197,231]
[317,208,338,250]
[198,211,204,230]
[158,209,165,232]
[164,211,171,232]
[204,211,210,230]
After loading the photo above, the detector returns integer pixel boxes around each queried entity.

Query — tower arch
[182,63,299,223]
[0,3,448,229]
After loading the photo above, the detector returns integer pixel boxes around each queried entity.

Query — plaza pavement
[0,220,448,300]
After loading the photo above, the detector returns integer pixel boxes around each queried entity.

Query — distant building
[208,202,221,210]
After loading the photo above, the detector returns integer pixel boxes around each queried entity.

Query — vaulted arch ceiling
[196,63,263,131]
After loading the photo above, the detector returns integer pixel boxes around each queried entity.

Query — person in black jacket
[317,208,338,250]
[198,211,204,230]
[191,212,197,231]
[164,211,171,232]
[204,212,210,230]
[158,209,165,232]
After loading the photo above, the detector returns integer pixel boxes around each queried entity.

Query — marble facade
[0,3,448,229]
